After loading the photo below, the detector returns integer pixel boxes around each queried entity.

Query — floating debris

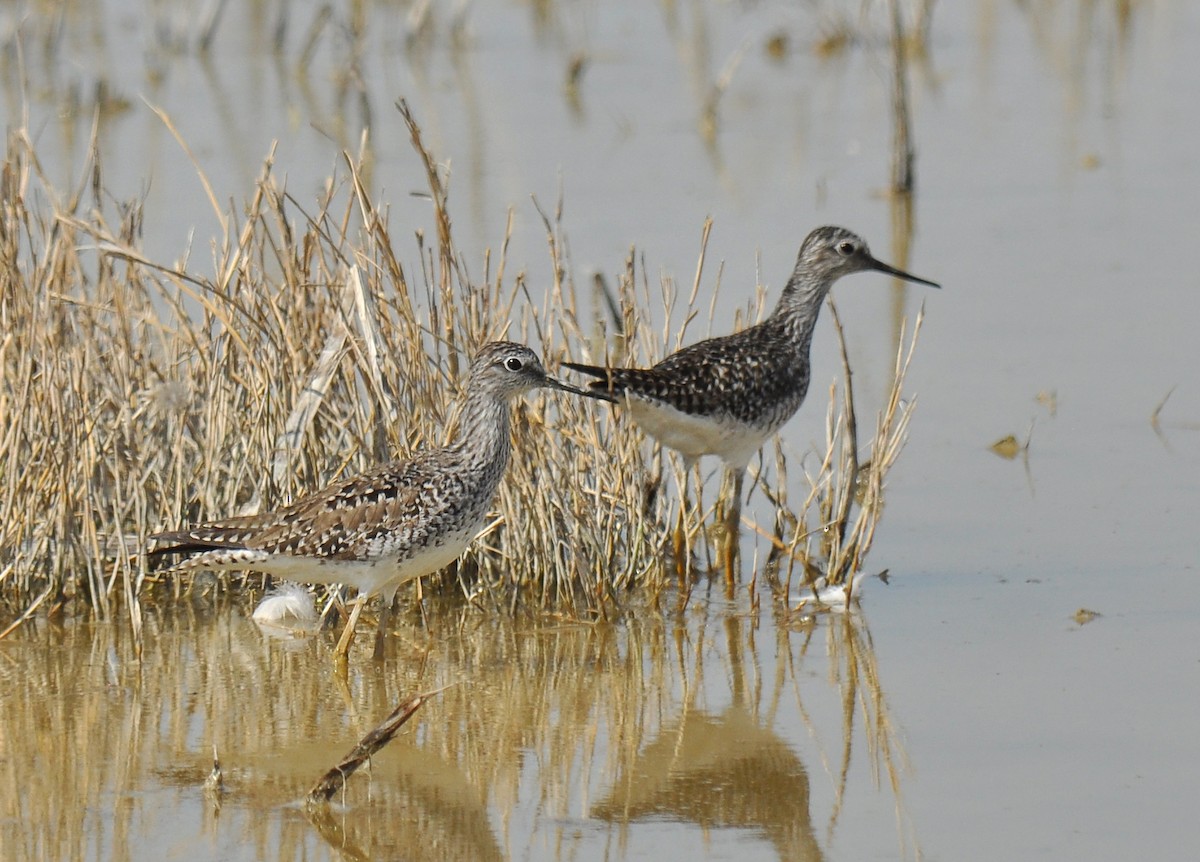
[991,418,1035,460]
[204,744,225,803]
[1035,390,1058,417]
[306,686,451,807]
[252,583,320,638]
[1073,608,1102,626]
[791,569,869,614]
[990,435,1022,459]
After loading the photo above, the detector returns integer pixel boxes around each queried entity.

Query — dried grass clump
[0,100,924,630]
[761,303,925,604]
[0,103,669,624]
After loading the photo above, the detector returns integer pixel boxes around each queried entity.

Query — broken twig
[305,685,453,807]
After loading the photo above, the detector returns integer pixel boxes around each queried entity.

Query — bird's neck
[768,268,832,351]
[450,389,512,473]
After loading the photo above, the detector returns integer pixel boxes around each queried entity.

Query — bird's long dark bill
[546,377,618,403]
[868,256,940,289]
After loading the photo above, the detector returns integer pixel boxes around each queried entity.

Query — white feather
[790,569,869,613]
[252,582,319,634]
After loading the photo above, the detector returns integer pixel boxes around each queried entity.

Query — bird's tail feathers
[562,361,627,396]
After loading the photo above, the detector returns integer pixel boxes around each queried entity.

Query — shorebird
[150,341,612,658]
[564,226,939,555]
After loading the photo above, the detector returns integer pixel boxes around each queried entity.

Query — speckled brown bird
[150,341,612,657]
[565,226,939,540]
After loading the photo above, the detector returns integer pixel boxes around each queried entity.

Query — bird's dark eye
[836,241,856,256]
[504,357,524,372]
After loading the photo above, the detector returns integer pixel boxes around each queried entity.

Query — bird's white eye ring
[504,357,524,371]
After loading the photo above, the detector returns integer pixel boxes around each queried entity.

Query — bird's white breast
[228,524,482,600]
[626,396,770,470]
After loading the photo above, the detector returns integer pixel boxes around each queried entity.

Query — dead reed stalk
[769,303,926,602]
[306,686,447,806]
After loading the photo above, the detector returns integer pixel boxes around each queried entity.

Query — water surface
[2,600,902,861]
[2,1,1199,859]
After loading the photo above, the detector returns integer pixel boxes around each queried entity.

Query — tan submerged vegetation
[0,101,924,635]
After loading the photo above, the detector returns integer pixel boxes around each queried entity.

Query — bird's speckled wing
[152,449,483,562]
[567,319,808,425]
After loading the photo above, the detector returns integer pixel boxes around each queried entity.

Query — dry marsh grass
[0,101,924,631]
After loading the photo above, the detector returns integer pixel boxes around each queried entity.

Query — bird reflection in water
[593,608,916,860]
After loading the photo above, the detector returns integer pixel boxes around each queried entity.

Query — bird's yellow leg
[334,591,368,659]
[721,469,744,594]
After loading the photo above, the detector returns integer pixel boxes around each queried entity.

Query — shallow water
[1,599,902,861]
[3,1,1200,860]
